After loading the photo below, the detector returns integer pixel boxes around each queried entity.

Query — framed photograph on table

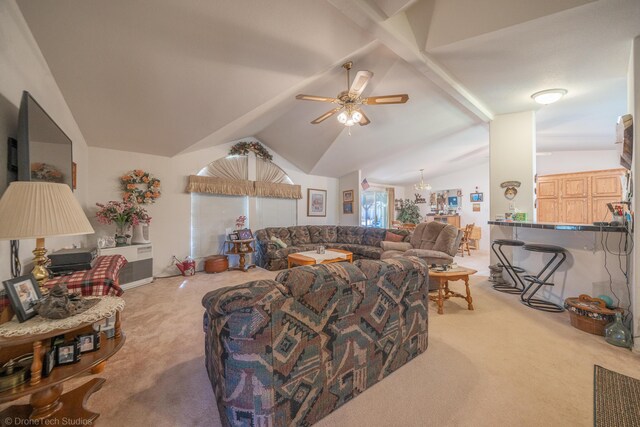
[307,188,327,217]
[343,190,353,202]
[237,229,253,240]
[2,275,42,322]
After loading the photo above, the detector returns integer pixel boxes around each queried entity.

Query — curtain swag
[186,175,301,199]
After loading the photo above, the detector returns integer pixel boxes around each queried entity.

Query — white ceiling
[16,0,640,185]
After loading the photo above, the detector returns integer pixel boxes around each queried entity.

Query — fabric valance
[186,176,255,196]
[254,181,302,199]
[186,175,301,199]
[199,156,248,180]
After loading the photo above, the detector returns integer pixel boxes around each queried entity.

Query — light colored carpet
[2,268,639,426]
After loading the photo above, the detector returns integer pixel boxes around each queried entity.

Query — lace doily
[0,296,125,338]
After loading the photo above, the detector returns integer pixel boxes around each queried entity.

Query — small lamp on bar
[0,182,94,287]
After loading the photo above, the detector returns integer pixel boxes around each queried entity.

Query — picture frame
[94,315,116,339]
[56,342,80,366]
[237,228,253,240]
[307,188,327,217]
[78,332,100,353]
[343,201,353,214]
[472,203,481,212]
[343,190,354,202]
[2,275,42,322]
[470,192,484,202]
[72,162,77,191]
[228,232,239,241]
[42,347,56,378]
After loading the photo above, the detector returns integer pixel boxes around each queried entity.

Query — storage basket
[564,294,622,336]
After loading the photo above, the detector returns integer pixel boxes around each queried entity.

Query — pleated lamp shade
[0,182,94,240]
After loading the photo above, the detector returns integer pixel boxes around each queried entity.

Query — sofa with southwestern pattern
[202,257,429,427]
[254,225,412,271]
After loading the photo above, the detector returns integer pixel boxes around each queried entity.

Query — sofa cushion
[340,244,383,259]
[288,226,312,245]
[363,228,386,247]
[270,236,288,248]
[263,227,293,246]
[384,231,405,242]
[380,241,412,252]
[308,225,338,243]
[405,248,454,264]
[337,226,365,244]
[433,224,460,254]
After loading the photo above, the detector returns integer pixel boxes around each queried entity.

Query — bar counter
[487,220,627,233]
[489,221,631,309]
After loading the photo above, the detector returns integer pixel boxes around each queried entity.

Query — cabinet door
[592,197,619,222]
[537,178,558,198]
[537,198,559,223]
[562,198,589,224]
[592,173,622,197]
[562,176,589,198]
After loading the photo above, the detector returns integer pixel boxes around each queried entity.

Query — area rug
[594,365,640,426]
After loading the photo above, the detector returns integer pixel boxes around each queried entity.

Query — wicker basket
[564,294,622,336]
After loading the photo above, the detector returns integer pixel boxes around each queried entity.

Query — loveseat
[254,225,411,271]
[381,221,463,265]
[202,257,429,427]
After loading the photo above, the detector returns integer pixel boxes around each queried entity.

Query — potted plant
[396,199,422,224]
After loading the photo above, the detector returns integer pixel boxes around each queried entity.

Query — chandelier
[414,169,431,191]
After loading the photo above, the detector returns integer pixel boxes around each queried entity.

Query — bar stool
[520,244,567,312]
[490,239,526,294]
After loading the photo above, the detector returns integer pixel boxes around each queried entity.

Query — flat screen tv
[17,91,73,189]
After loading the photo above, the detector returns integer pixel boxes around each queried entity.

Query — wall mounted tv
[17,91,73,189]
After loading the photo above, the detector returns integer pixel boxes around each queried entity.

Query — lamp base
[32,237,50,293]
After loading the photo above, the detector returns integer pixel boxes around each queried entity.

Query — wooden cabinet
[426,215,460,228]
[536,169,625,224]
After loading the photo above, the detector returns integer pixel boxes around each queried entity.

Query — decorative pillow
[270,236,287,248]
[384,231,405,242]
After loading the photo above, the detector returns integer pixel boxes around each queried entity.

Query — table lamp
[0,182,94,287]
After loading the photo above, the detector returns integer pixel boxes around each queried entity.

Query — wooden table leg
[238,252,246,271]
[30,340,43,386]
[436,278,444,314]
[464,276,474,310]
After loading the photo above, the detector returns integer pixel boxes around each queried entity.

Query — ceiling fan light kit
[531,88,567,105]
[295,61,409,128]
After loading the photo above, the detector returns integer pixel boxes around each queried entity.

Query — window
[360,190,388,228]
[254,198,297,230]
[191,194,248,259]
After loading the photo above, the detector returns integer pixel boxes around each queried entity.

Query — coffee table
[287,249,353,268]
[428,266,477,315]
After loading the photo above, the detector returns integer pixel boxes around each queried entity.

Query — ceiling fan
[295,61,409,127]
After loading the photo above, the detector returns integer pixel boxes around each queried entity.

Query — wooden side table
[0,296,125,423]
[225,239,256,272]
[428,267,477,315]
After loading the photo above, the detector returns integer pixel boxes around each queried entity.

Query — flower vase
[115,222,130,247]
[604,312,632,348]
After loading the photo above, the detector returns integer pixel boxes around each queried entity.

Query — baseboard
[120,277,154,290]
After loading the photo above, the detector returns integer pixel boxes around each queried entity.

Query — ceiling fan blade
[363,94,409,105]
[348,70,373,98]
[296,94,338,103]
[358,110,370,126]
[311,107,342,124]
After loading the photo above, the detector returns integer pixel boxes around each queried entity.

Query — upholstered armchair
[380,221,463,265]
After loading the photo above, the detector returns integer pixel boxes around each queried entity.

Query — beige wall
[88,141,339,277]
[338,170,361,226]
[0,0,90,282]
[536,150,620,176]
[490,111,535,220]
[630,36,640,352]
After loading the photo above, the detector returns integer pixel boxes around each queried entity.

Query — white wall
[338,170,361,226]
[490,111,536,219]
[88,140,339,276]
[536,150,620,176]
[0,0,90,282]
[405,161,491,250]
[630,35,640,352]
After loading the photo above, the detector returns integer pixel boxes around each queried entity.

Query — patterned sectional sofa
[202,257,429,427]
[255,225,411,271]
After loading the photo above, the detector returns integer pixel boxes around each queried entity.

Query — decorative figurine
[34,284,99,319]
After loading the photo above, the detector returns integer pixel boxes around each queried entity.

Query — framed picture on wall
[307,188,327,217]
[470,192,483,202]
[343,201,353,214]
[343,190,354,202]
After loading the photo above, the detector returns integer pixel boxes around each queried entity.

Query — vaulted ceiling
[16,0,640,185]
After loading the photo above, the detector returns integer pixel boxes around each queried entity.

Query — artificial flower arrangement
[95,201,152,228]
[120,170,161,204]
[31,162,64,183]
[228,141,273,161]
[235,215,247,229]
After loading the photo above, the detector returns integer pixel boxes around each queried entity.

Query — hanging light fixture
[337,108,362,127]
[414,169,431,191]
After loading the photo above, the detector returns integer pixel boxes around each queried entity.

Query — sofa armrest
[380,241,413,252]
[405,249,454,264]
[202,279,287,318]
